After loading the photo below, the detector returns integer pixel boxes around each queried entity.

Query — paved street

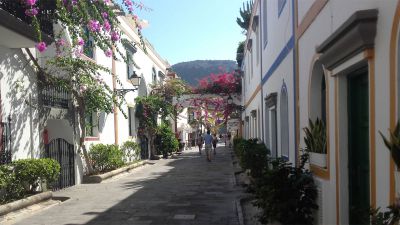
[11,144,241,225]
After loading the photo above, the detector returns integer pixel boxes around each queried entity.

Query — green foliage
[303,118,327,153]
[0,159,60,204]
[89,144,124,173]
[234,138,269,178]
[379,121,400,169]
[155,123,179,157]
[135,95,173,131]
[253,153,318,225]
[371,205,400,225]
[0,165,24,203]
[236,41,245,67]
[12,158,60,192]
[236,1,254,32]
[121,141,141,163]
[45,57,117,115]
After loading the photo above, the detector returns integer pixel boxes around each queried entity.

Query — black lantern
[115,71,142,96]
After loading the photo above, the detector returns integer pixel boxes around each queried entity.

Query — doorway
[347,68,370,225]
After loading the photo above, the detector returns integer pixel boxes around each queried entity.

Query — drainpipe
[112,47,119,145]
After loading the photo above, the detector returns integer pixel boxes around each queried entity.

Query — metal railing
[0,122,12,165]
[0,0,55,37]
[41,84,71,109]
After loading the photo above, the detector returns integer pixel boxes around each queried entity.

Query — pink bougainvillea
[35,42,47,52]
[193,71,241,95]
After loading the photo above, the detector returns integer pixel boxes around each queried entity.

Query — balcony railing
[0,121,12,165]
[0,0,55,37]
[41,84,71,109]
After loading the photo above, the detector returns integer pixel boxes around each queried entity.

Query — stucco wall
[297,1,396,223]
[0,46,40,160]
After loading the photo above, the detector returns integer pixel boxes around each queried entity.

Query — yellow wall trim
[389,0,400,205]
[296,0,329,40]
[245,85,262,107]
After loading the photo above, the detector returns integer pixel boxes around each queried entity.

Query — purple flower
[87,20,101,32]
[111,31,120,42]
[105,49,112,57]
[25,7,38,17]
[77,38,84,46]
[56,38,66,47]
[103,20,111,32]
[25,0,37,6]
[72,0,78,5]
[101,12,108,19]
[35,42,47,52]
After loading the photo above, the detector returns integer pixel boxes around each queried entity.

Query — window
[83,28,94,59]
[265,92,278,158]
[280,83,289,159]
[158,71,165,83]
[125,42,137,80]
[256,25,260,66]
[245,116,250,139]
[278,0,287,17]
[309,60,327,123]
[127,50,134,79]
[262,0,268,47]
[152,68,157,84]
[128,107,135,136]
[251,110,257,138]
[85,112,98,137]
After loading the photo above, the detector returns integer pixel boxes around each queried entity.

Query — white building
[0,3,171,188]
[242,0,399,224]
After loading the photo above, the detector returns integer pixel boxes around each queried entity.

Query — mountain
[171,60,237,86]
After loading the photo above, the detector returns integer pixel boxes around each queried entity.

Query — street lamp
[114,71,142,96]
[128,71,141,87]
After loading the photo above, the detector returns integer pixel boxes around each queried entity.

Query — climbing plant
[19,0,150,174]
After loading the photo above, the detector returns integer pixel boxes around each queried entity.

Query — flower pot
[309,152,327,168]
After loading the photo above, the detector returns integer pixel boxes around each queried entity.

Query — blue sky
[133,0,246,65]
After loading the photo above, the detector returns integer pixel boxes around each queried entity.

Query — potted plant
[303,118,327,168]
[379,121,400,170]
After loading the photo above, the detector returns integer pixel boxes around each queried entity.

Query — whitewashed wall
[297,1,396,224]
[0,46,40,160]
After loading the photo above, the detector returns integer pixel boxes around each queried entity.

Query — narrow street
[11,144,242,225]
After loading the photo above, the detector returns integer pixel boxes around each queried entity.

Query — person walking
[204,130,213,162]
[197,133,203,155]
[212,134,218,155]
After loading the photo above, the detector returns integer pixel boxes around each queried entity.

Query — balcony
[41,84,71,109]
[0,0,55,48]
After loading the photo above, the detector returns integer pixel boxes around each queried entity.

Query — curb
[0,191,52,216]
[83,160,149,184]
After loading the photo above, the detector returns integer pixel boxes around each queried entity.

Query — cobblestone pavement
[12,144,242,225]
